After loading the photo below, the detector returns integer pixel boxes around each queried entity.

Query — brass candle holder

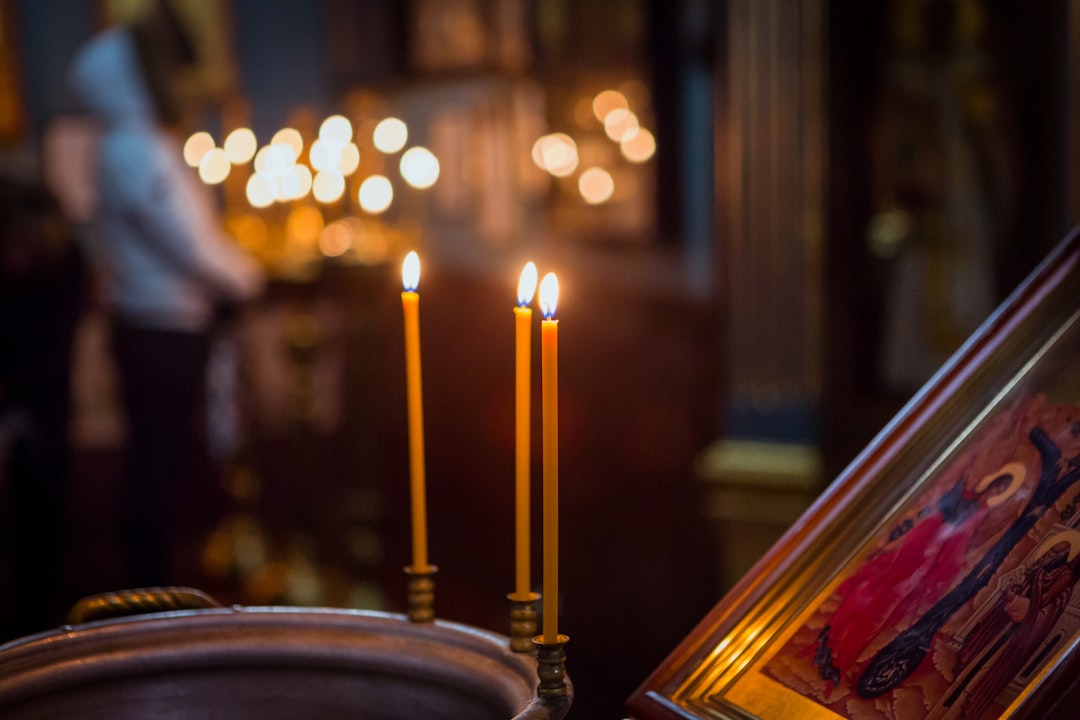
[506,592,540,652]
[404,565,437,623]
[531,633,570,698]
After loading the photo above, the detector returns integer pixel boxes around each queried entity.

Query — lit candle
[513,262,538,599]
[401,251,429,572]
[539,272,560,642]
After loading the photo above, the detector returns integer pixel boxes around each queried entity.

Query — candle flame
[539,272,559,319]
[517,262,538,306]
[402,251,420,291]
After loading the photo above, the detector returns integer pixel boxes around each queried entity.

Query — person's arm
[107,131,263,301]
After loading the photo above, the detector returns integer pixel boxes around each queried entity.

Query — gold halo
[975,461,1026,507]
[1033,529,1080,563]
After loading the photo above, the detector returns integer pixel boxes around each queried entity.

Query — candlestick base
[531,634,570,697]
[404,565,437,623]
[506,592,540,653]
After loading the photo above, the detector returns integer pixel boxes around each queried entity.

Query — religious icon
[808,460,1024,693]
[628,229,1080,720]
[762,393,1080,720]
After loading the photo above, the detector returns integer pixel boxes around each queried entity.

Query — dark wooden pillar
[700,0,828,590]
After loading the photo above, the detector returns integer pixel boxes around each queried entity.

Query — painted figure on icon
[811,462,1023,692]
[763,394,1080,720]
[936,532,1080,718]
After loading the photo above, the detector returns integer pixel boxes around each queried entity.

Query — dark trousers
[112,323,209,588]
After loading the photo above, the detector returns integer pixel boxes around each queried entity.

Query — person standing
[67,0,263,588]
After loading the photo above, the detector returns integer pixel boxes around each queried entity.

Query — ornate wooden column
[699,0,828,590]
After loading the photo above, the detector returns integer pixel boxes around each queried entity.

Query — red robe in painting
[822,482,996,681]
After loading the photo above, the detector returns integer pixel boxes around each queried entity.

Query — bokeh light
[312,170,346,203]
[265,142,297,171]
[338,143,361,175]
[620,127,656,163]
[319,114,353,144]
[223,128,257,164]
[253,144,296,174]
[603,108,640,142]
[358,175,393,214]
[592,89,629,123]
[183,131,215,167]
[245,173,275,208]
[578,167,614,204]
[277,164,313,201]
[253,146,270,173]
[399,147,440,189]
[198,148,231,184]
[309,138,343,173]
[373,117,408,154]
[271,128,304,159]
[537,133,579,177]
[319,220,352,257]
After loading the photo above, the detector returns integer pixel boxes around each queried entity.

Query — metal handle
[66,586,222,625]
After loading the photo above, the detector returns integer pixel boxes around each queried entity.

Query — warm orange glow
[619,78,651,110]
[620,127,656,163]
[223,128,257,164]
[592,89,628,123]
[286,205,324,247]
[312,170,346,203]
[319,221,352,257]
[183,131,215,167]
[530,137,546,169]
[231,213,268,251]
[603,108,640,142]
[198,148,231,184]
[373,117,408,154]
[574,96,597,129]
[399,147,440,189]
[271,127,304,159]
[578,167,614,204]
[319,114,353,144]
[245,173,275,208]
[359,174,393,214]
[350,218,390,265]
[533,133,578,177]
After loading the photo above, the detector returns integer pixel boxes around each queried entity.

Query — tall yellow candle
[538,272,560,642]
[401,251,429,572]
[513,262,538,599]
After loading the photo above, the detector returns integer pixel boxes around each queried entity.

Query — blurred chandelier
[531,86,655,206]
[183,114,441,276]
